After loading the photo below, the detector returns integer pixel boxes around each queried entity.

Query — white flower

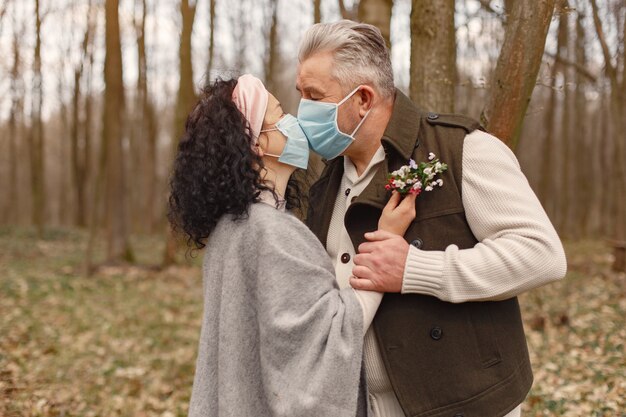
[413,181,422,190]
[437,179,444,187]
[434,162,442,171]
[423,167,432,175]
[428,152,436,161]
[425,185,434,191]
[393,180,406,189]
[409,159,418,169]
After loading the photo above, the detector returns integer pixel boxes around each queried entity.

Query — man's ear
[357,85,376,116]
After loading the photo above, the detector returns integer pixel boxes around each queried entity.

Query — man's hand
[350,230,410,292]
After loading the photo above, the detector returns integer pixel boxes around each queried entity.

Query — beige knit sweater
[326,129,567,417]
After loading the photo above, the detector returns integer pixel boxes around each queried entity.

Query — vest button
[341,253,351,264]
[345,188,351,196]
[411,238,424,249]
[427,112,439,120]
[430,326,443,340]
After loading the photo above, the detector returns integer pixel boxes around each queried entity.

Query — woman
[168,74,416,417]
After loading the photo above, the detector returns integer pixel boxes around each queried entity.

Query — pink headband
[232,74,269,140]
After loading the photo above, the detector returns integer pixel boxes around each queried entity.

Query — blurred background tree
[0,0,624,271]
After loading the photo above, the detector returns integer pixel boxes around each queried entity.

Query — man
[296,21,567,417]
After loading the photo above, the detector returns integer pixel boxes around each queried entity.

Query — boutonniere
[385,152,448,196]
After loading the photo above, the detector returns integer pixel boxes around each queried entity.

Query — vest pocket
[468,304,502,368]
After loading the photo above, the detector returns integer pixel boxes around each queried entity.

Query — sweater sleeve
[401,130,567,303]
[253,209,364,416]
[352,289,383,331]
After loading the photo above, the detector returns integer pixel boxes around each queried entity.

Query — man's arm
[350,130,567,302]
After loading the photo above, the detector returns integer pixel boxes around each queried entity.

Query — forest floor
[0,227,624,417]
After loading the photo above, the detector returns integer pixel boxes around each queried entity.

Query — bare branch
[543,51,597,82]
[0,0,11,35]
[589,0,617,85]
[478,0,504,19]
[338,0,358,20]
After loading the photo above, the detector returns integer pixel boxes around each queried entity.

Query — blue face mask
[297,85,372,160]
[260,113,310,170]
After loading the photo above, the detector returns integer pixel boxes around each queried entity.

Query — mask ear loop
[349,108,372,137]
[337,85,372,137]
[337,85,363,106]
[258,127,282,158]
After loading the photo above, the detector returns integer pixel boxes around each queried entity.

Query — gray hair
[298,20,395,99]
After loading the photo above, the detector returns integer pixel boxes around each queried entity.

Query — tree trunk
[103,0,133,262]
[163,0,198,266]
[136,0,159,233]
[537,8,565,218]
[71,0,94,227]
[207,0,216,77]
[572,6,589,237]
[338,0,358,20]
[409,0,455,113]
[503,0,514,20]
[8,12,23,225]
[57,68,71,226]
[589,0,626,271]
[29,0,45,237]
[481,0,556,149]
[231,0,248,72]
[314,0,322,23]
[265,0,279,93]
[83,39,95,227]
[557,1,572,236]
[358,0,393,49]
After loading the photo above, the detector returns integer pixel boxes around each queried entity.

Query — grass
[0,227,624,416]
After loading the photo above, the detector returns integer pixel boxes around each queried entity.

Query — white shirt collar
[343,145,386,185]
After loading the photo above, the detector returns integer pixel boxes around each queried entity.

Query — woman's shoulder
[211,203,313,242]
[249,202,312,236]
[205,202,326,263]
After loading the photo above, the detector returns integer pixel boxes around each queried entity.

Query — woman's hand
[378,191,417,236]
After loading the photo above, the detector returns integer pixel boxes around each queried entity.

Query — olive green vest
[306,91,533,417]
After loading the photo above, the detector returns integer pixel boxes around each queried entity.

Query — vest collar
[381,89,422,160]
[307,90,423,249]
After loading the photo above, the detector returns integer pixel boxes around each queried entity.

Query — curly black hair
[167,78,301,250]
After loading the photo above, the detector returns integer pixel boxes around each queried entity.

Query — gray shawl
[188,202,366,417]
